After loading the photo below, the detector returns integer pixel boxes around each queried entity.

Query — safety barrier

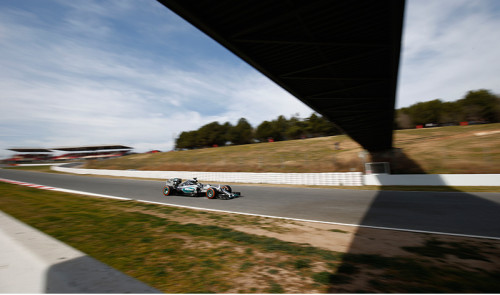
[52,165,500,187]
[0,211,160,293]
[51,165,364,186]
[364,173,500,186]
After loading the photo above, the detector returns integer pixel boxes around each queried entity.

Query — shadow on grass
[324,150,500,292]
[45,256,161,293]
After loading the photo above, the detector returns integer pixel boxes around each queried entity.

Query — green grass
[0,182,337,293]
[4,165,56,172]
[1,182,499,293]
[293,258,312,269]
[267,281,285,293]
[402,238,490,261]
[312,271,336,285]
[329,229,349,234]
[334,253,500,293]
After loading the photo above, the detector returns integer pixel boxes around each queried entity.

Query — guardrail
[52,165,364,186]
[0,211,160,293]
[364,173,500,186]
[52,165,500,187]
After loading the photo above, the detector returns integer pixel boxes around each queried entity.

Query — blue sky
[1,0,499,157]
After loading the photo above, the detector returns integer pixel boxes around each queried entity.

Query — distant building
[2,145,133,164]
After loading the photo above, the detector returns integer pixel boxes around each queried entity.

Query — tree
[306,113,341,136]
[198,121,230,147]
[175,130,200,149]
[227,118,253,145]
[255,116,290,142]
[440,101,465,124]
[271,115,289,141]
[285,115,307,139]
[255,121,274,142]
[458,89,500,122]
[394,89,500,129]
[402,99,444,126]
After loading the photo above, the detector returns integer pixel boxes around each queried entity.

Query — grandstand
[51,145,132,161]
[3,148,54,164]
[3,145,133,164]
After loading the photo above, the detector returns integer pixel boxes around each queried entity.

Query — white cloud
[2,0,499,158]
[397,0,500,107]
[0,0,313,158]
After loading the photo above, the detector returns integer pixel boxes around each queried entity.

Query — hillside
[85,123,500,174]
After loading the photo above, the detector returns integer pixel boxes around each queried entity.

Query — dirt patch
[121,204,500,273]
[475,130,500,136]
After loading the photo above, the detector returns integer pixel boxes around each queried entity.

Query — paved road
[1,169,500,239]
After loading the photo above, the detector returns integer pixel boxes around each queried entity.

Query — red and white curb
[0,178,57,190]
[0,178,130,201]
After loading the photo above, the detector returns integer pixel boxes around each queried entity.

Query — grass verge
[83,123,500,174]
[1,182,500,293]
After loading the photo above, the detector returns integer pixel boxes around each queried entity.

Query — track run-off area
[1,169,500,240]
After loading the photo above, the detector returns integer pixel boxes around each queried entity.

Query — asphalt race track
[1,169,500,239]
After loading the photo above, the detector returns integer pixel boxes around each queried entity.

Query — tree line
[175,113,342,149]
[396,89,500,129]
[176,89,500,149]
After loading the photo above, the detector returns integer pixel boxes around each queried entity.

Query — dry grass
[2,182,500,293]
[392,124,500,174]
[85,123,500,174]
[87,134,365,173]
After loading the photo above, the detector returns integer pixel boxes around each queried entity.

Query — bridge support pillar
[367,148,425,174]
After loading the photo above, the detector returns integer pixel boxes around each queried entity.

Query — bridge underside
[158,0,405,152]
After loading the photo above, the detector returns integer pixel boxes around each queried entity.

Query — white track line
[0,178,131,201]
[2,177,500,241]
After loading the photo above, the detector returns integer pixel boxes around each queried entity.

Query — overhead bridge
[158,0,406,152]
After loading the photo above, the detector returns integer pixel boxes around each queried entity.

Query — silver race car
[163,178,240,199]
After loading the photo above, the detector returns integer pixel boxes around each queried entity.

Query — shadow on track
[325,150,500,292]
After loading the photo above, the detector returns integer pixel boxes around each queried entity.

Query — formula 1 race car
[163,178,241,200]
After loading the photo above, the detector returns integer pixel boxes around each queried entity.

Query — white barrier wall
[0,211,160,293]
[364,174,500,186]
[51,166,364,186]
[51,166,500,187]
[14,163,69,166]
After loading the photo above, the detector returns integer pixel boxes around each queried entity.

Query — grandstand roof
[51,145,132,152]
[158,0,405,151]
[8,148,53,153]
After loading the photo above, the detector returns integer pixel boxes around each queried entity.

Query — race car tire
[163,185,173,196]
[206,187,217,199]
[222,185,232,193]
